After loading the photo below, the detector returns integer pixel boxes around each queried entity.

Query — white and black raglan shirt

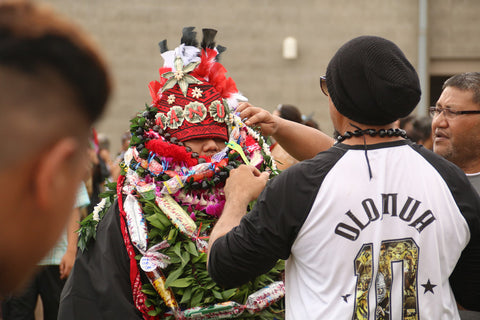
[208,140,480,319]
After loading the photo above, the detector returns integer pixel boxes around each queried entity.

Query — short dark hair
[443,72,480,106]
[398,114,415,130]
[276,104,303,123]
[0,0,111,122]
[408,116,431,143]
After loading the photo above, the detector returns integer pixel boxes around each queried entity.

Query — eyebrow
[436,102,455,109]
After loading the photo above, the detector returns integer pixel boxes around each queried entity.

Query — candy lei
[110,108,284,319]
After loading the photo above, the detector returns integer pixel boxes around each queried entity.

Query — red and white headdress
[148,27,246,143]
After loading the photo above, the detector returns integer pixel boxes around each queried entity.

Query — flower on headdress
[191,87,203,99]
[161,56,202,96]
[167,94,176,105]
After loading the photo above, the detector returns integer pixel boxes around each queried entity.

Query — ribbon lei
[191,222,209,253]
[226,141,250,165]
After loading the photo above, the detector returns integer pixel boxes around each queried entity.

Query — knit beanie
[325,36,421,125]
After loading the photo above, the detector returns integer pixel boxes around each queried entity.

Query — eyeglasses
[319,76,328,96]
[428,106,480,119]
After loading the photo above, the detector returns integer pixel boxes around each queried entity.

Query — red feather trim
[209,63,227,81]
[148,80,162,104]
[208,62,237,98]
[148,67,172,105]
[158,67,172,80]
[222,77,238,97]
[191,48,238,99]
[192,48,217,80]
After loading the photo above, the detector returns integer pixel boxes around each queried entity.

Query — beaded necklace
[336,128,407,143]
[335,125,408,180]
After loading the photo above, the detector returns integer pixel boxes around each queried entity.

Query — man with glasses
[431,73,480,183]
[208,36,480,319]
[430,72,480,320]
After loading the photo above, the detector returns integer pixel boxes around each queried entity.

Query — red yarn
[145,139,198,167]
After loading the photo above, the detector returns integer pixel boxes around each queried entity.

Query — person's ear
[34,137,81,210]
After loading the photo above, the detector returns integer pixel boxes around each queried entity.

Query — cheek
[454,120,480,148]
[328,100,340,128]
[216,141,226,150]
[450,121,470,142]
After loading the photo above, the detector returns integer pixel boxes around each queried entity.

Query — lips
[434,130,449,142]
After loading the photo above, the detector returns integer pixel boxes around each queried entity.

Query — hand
[237,103,279,137]
[207,165,269,257]
[225,165,269,204]
[59,249,76,279]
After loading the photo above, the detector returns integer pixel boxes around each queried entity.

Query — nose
[202,139,220,153]
[432,110,448,130]
[431,113,449,136]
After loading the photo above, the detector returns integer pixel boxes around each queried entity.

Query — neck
[457,160,480,175]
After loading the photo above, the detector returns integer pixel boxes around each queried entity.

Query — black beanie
[325,36,421,125]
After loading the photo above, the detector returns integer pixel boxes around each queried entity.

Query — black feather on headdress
[201,28,217,49]
[216,45,226,61]
[181,26,198,47]
[158,40,168,54]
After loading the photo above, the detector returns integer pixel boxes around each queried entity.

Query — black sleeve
[58,200,143,319]
[415,146,480,311]
[447,168,480,311]
[208,148,342,288]
[450,238,480,310]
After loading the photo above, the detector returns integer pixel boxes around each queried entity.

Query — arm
[59,207,80,279]
[450,238,480,311]
[207,165,269,266]
[207,159,326,288]
[237,103,335,160]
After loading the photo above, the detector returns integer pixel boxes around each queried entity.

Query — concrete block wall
[43,0,479,154]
